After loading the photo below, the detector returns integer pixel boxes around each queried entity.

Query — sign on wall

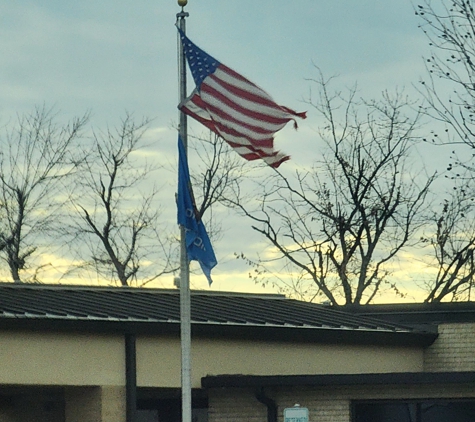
[284,405,309,422]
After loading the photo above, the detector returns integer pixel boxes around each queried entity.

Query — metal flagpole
[176,2,192,422]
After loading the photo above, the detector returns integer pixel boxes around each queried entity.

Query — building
[0,283,474,422]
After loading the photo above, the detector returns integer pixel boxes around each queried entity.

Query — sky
[0,0,449,300]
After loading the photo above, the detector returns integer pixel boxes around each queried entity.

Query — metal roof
[0,283,437,346]
[342,302,475,325]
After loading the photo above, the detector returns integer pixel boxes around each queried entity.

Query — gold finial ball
[178,0,187,7]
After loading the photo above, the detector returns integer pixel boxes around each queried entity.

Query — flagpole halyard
[177,3,192,422]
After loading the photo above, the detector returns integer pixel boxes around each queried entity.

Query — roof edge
[202,371,475,389]
[0,318,437,347]
[0,282,286,299]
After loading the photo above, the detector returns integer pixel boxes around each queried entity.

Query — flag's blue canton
[179,30,220,89]
[177,135,217,284]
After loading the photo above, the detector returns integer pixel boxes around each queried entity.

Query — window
[353,399,475,422]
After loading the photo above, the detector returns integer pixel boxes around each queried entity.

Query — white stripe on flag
[201,88,288,134]
[207,70,294,120]
[212,67,277,105]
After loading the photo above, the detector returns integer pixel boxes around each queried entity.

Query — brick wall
[208,388,267,422]
[65,386,126,422]
[276,385,475,422]
[101,386,126,422]
[424,323,475,371]
[208,322,475,422]
[208,387,351,422]
[65,387,102,422]
[208,382,475,422]
[277,388,349,422]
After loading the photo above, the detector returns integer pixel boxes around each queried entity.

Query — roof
[0,283,437,346]
[341,302,475,326]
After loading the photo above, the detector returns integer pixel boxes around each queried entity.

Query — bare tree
[422,179,475,302]
[416,0,475,151]
[414,0,475,301]
[0,107,88,282]
[189,132,247,233]
[67,114,177,286]
[230,75,434,305]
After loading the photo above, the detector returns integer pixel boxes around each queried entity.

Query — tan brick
[208,381,475,422]
[424,323,475,371]
[65,386,126,422]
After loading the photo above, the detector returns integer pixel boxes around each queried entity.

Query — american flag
[178,30,306,168]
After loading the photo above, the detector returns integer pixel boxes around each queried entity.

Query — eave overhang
[202,371,475,389]
[0,316,437,347]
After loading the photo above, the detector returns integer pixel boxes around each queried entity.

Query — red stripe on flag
[213,66,303,118]
[200,98,281,140]
[201,83,293,128]
[179,92,289,167]
[211,120,274,149]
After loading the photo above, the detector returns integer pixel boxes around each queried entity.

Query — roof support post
[125,333,137,422]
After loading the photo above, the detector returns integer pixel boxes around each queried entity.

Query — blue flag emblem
[177,136,217,284]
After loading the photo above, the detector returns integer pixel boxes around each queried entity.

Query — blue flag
[177,135,217,284]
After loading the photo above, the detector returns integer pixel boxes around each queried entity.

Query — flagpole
[176,2,192,422]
